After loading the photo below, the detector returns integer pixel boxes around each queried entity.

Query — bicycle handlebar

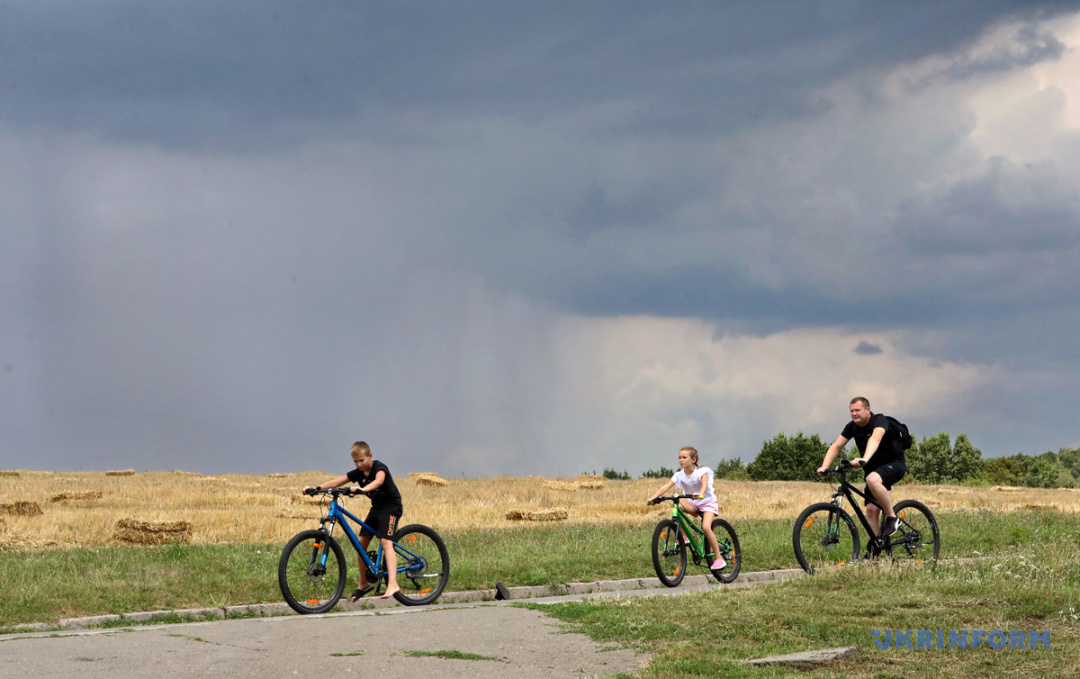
[817,459,854,477]
[648,494,703,505]
[303,487,367,497]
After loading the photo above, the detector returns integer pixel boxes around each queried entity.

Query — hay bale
[172,470,203,477]
[290,494,324,505]
[0,470,20,477]
[50,491,104,503]
[113,518,192,545]
[577,474,604,482]
[543,480,579,491]
[991,486,1021,492]
[543,480,604,491]
[415,475,449,487]
[277,510,319,520]
[505,508,569,522]
[267,473,290,478]
[0,501,43,517]
[106,469,136,477]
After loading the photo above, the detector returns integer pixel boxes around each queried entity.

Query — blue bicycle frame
[318,492,416,584]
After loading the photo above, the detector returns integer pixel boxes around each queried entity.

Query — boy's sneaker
[710,556,726,570]
[882,516,900,539]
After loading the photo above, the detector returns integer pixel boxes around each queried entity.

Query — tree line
[599,432,1080,488]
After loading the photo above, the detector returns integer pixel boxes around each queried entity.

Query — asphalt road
[0,593,664,679]
[0,574,801,678]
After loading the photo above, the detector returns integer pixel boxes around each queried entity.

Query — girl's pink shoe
[710,556,726,570]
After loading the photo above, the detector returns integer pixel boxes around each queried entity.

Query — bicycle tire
[709,518,741,584]
[792,502,860,575]
[279,529,347,614]
[391,523,450,606]
[886,499,940,566]
[651,519,687,587]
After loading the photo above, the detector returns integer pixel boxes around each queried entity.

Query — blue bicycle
[278,487,450,613]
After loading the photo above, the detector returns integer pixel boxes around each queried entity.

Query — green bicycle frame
[670,502,714,561]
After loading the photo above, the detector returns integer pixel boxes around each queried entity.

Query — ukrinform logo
[872,630,1049,650]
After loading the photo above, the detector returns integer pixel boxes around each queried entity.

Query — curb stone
[744,645,859,668]
[38,568,808,631]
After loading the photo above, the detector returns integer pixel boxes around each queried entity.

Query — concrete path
[0,569,807,679]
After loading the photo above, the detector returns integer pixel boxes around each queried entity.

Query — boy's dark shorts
[361,505,403,539]
[864,460,906,506]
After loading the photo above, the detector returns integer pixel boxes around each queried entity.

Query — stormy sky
[3,1,1080,476]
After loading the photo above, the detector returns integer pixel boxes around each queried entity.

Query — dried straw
[50,491,104,503]
[415,475,449,487]
[106,470,136,477]
[0,501,43,517]
[113,518,192,545]
[505,508,569,522]
[0,470,20,477]
[267,473,290,478]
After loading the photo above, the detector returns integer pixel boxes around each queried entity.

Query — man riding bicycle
[817,397,907,553]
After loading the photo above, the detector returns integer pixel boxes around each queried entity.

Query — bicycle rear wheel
[886,499,940,566]
[392,524,450,606]
[651,519,687,587]
[709,518,741,584]
[279,529,347,614]
[792,502,860,575]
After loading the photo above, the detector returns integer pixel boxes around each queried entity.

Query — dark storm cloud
[855,341,883,355]
[2,1,1078,147]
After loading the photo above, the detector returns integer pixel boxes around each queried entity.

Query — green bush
[714,457,746,480]
[641,466,675,479]
[746,432,828,481]
[602,468,631,480]
[907,432,983,484]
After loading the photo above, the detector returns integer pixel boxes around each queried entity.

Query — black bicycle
[792,460,939,574]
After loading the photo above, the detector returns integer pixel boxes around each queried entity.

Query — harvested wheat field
[0,469,1078,550]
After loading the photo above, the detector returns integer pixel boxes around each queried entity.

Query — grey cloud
[3,2,1078,148]
[855,341,883,355]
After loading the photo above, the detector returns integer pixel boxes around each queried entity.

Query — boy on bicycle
[306,441,403,600]
[817,397,906,552]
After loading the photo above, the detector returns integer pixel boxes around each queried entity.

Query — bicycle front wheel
[886,499,940,566]
[278,529,347,614]
[793,502,860,575]
[651,519,687,587]
[392,524,450,606]
[709,518,741,584]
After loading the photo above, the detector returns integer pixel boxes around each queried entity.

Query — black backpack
[885,415,913,450]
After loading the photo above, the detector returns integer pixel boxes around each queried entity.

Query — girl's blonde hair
[679,446,699,468]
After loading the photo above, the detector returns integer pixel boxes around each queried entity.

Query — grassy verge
[539,532,1080,678]
[0,509,1071,629]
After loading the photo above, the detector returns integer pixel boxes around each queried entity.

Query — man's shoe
[882,516,900,539]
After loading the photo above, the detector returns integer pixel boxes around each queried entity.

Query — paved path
[0,570,807,679]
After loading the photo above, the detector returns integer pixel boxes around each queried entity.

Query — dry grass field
[1,469,1078,550]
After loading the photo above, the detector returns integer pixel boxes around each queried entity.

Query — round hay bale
[0,501,43,517]
[113,518,192,545]
[50,491,104,503]
[505,508,569,522]
[106,469,136,477]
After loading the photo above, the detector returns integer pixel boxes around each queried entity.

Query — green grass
[0,509,1072,629]
[398,649,506,661]
[538,533,1080,678]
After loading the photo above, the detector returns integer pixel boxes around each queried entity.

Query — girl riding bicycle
[647,447,725,570]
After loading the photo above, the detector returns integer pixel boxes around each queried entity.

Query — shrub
[713,457,746,480]
[906,432,983,484]
[747,432,828,481]
[641,466,675,480]
[602,468,631,481]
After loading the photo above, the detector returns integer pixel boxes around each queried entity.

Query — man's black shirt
[841,412,904,473]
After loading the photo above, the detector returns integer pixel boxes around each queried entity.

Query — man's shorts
[361,505,403,540]
[864,460,906,506]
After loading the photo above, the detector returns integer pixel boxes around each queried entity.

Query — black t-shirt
[841,413,904,472]
[347,460,403,510]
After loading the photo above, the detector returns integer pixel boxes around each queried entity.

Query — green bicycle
[649,494,741,586]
